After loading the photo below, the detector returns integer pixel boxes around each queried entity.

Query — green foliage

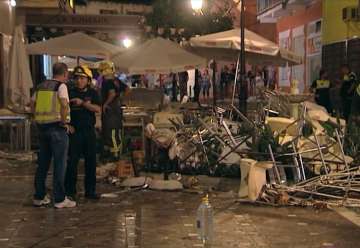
[344,122,360,164]
[145,0,234,39]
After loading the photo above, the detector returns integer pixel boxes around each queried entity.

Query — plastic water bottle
[196,194,214,245]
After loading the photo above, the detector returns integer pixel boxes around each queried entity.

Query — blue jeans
[34,125,69,203]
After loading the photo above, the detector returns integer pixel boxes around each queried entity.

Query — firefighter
[310,69,332,113]
[98,61,129,161]
[340,64,357,121]
[32,62,76,208]
[65,66,101,200]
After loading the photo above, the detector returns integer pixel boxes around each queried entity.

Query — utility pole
[238,0,247,115]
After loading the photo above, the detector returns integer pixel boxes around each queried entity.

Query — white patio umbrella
[58,56,100,69]
[26,32,123,59]
[112,37,207,74]
[188,28,302,66]
[7,25,34,107]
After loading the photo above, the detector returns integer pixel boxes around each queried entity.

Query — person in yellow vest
[32,62,76,209]
[340,64,357,121]
[65,66,101,200]
[310,68,332,114]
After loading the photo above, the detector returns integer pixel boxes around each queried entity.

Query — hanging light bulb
[122,38,133,48]
[10,0,16,7]
[191,0,203,11]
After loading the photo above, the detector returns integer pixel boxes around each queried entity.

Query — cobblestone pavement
[0,161,359,248]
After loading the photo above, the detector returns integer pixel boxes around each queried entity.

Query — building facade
[257,0,322,92]
[322,0,360,82]
[14,0,150,84]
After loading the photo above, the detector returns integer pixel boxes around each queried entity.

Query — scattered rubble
[96,88,359,208]
[0,150,35,162]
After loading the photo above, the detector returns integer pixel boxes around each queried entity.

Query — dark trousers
[34,125,68,203]
[102,111,122,159]
[342,98,353,121]
[65,126,97,196]
[315,95,332,114]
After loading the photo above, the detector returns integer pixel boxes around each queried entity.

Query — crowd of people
[310,64,359,122]
[32,61,128,208]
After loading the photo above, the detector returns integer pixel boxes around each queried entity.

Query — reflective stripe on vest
[344,72,357,82]
[316,79,330,89]
[357,84,360,96]
[34,81,70,124]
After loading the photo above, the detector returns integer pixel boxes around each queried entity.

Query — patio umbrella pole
[238,0,247,115]
[212,60,217,106]
[76,56,80,66]
[230,54,240,113]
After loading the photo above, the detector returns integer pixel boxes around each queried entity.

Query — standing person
[65,66,101,200]
[310,69,332,114]
[201,69,211,101]
[178,71,189,102]
[170,73,178,102]
[32,62,76,208]
[99,61,129,161]
[228,63,236,97]
[340,64,357,121]
[193,69,202,103]
[247,71,255,96]
[220,66,229,100]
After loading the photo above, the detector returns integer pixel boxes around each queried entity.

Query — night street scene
[1,0,360,247]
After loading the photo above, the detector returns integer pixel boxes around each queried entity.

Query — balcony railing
[257,0,282,14]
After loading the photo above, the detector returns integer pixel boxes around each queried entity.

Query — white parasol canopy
[112,37,207,74]
[58,56,100,69]
[8,25,34,107]
[189,28,302,66]
[26,32,122,59]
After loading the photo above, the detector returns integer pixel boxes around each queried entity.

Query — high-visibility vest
[316,79,330,89]
[34,80,70,124]
[357,84,360,96]
[344,72,357,82]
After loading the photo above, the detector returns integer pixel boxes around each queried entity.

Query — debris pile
[259,166,360,207]
[141,88,360,207]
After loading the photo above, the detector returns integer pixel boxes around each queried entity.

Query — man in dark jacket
[310,68,332,114]
[65,66,101,200]
[340,64,357,121]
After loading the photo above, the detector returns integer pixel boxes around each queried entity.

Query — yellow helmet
[73,65,93,80]
[98,61,115,76]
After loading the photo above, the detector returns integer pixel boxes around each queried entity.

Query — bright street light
[191,0,203,11]
[10,0,16,7]
[122,38,132,48]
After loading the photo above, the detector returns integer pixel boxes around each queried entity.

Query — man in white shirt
[32,62,76,208]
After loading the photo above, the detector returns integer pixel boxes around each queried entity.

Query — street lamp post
[190,0,246,110]
[239,0,247,115]
[191,0,219,106]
